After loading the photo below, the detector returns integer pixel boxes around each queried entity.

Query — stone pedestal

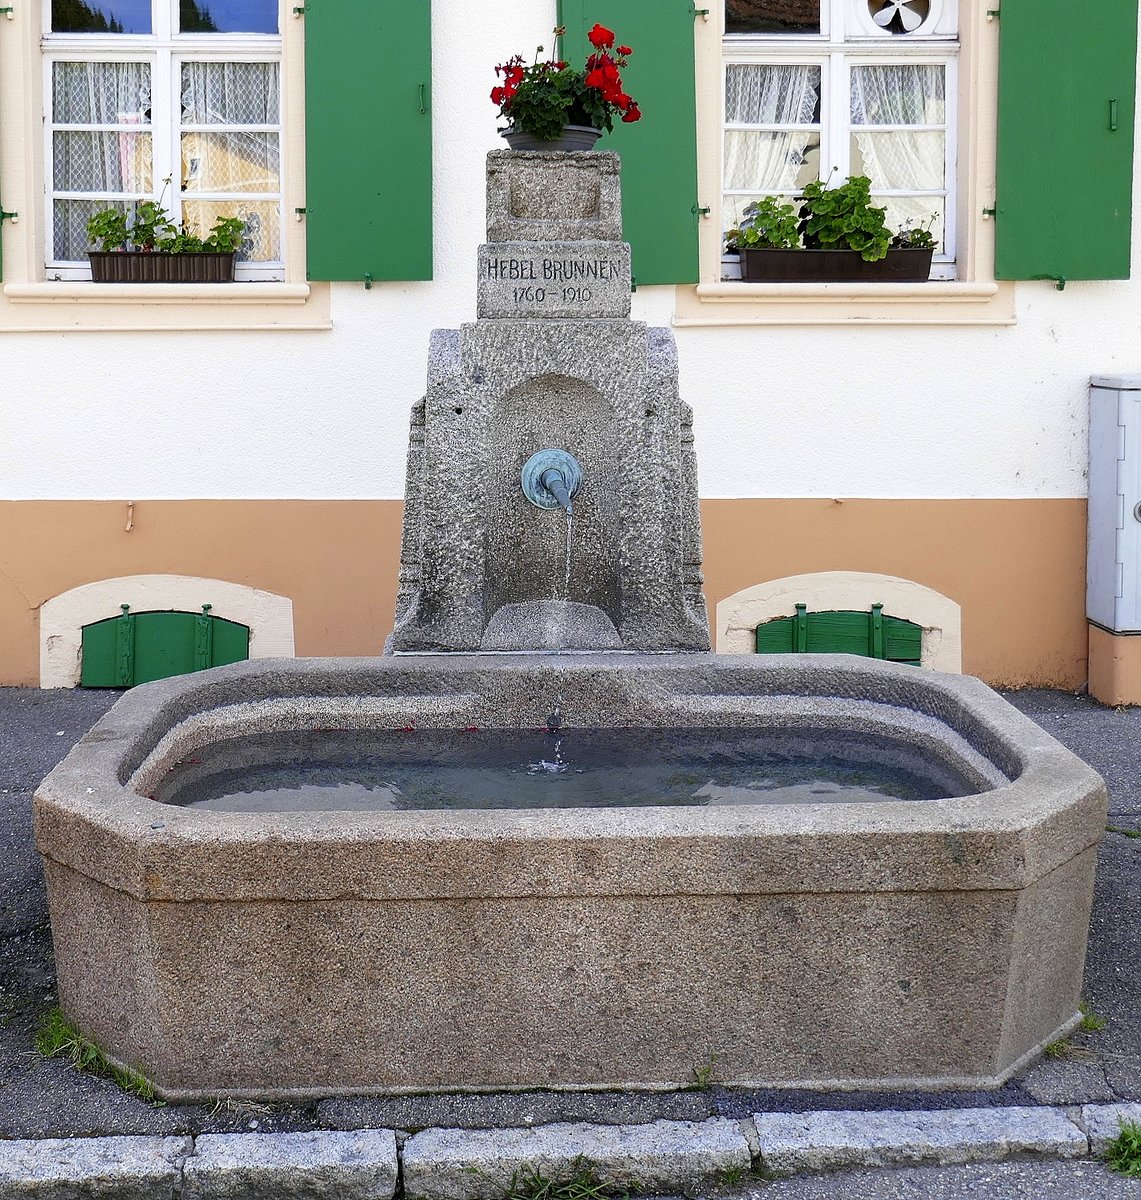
[391,151,709,653]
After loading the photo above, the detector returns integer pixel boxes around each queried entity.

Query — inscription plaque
[477,241,632,319]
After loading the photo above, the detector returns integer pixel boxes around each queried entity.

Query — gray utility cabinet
[1088,374,1141,632]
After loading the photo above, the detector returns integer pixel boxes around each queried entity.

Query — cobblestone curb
[1077,1103,1141,1156]
[0,1106,1115,1200]
[402,1118,751,1200]
[752,1106,1089,1176]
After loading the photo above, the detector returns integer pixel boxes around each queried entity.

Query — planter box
[89,251,236,284]
[740,246,934,283]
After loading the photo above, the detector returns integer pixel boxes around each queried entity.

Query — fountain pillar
[390,150,710,653]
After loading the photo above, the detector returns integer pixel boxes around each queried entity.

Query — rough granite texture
[0,1136,191,1200]
[392,152,708,653]
[1078,1102,1141,1155]
[480,600,623,650]
[182,1131,398,1200]
[401,1118,751,1200]
[752,1107,1089,1175]
[485,151,623,242]
[32,654,1106,1100]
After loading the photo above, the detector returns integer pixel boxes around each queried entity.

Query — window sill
[673,280,1016,326]
[0,281,331,331]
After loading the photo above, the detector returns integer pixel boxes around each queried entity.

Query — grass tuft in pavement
[1106,1119,1141,1177]
[503,1156,632,1200]
[35,1007,161,1104]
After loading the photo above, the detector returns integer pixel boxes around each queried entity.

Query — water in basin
[153,727,978,813]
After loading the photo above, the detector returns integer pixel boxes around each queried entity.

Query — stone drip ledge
[0,1106,1138,1199]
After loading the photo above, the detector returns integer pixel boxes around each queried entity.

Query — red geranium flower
[616,45,633,56]
[621,102,642,123]
[587,23,615,48]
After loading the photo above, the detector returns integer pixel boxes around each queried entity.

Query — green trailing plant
[891,216,937,250]
[723,180,939,260]
[36,1007,161,1103]
[799,174,891,261]
[502,1157,631,1200]
[1106,1119,1141,1177]
[724,196,800,252]
[85,207,131,253]
[86,179,247,256]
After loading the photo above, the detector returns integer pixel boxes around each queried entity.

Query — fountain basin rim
[34,653,1106,903]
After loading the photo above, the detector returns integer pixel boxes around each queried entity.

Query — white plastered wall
[40,575,295,688]
[0,0,1136,505]
[716,572,963,673]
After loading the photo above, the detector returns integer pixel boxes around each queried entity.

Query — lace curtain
[724,64,820,195]
[850,64,945,192]
[52,62,152,258]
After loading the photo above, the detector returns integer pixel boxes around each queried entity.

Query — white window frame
[42,1,284,283]
[722,1,959,280]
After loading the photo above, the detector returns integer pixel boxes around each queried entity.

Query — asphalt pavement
[0,684,1138,1194]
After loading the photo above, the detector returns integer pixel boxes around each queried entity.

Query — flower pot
[88,251,236,283]
[739,247,934,283]
[499,124,604,152]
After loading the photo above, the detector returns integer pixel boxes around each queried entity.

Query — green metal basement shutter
[995,0,1137,283]
[756,605,922,666]
[81,607,250,687]
[303,0,432,282]
[557,0,699,286]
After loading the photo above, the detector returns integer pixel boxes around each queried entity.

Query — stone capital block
[476,242,631,319]
[486,150,623,243]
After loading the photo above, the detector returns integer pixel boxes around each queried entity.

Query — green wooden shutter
[303,0,432,282]
[995,0,1137,283]
[557,0,699,285]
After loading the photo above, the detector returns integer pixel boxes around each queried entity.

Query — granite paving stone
[1079,1102,1141,1156]
[402,1119,751,1200]
[183,1130,399,1200]
[0,1135,190,1200]
[752,1106,1088,1175]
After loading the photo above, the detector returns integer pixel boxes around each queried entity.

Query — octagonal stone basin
[34,654,1105,1101]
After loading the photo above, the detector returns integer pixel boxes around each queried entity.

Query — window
[43,0,282,281]
[722,0,958,279]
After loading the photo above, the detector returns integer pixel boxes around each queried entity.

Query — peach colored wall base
[0,501,404,687]
[0,497,1086,689]
[700,499,1087,689]
[1087,624,1141,707]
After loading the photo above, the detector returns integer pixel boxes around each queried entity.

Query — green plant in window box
[725,176,937,283]
[85,184,246,284]
[724,195,800,252]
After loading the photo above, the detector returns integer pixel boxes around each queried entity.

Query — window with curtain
[723,0,957,278]
[44,0,282,280]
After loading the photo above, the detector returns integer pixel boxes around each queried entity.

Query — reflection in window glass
[180,0,278,33]
[183,199,279,260]
[726,0,820,34]
[52,0,151,34]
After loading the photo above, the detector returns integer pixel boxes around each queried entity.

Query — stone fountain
[392,151,708,654]
[33,153,1106,1101]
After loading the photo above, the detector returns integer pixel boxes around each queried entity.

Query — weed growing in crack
[35,1007,162,1104]
[1106,1119,1141,1177]
[1079,1000,1108,1032]
[502,1156,632,1200]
